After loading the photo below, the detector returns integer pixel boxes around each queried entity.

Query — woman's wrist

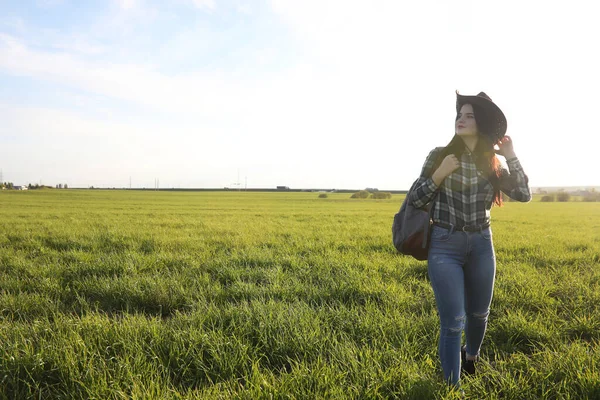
[431,169,445,186]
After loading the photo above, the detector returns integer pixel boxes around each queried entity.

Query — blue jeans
[428,224,496,386]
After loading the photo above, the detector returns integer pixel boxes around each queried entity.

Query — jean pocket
[480,227,492,240]
[431,226,450,242]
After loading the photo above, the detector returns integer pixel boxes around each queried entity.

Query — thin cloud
[0,16,27,33]
[0,34,238,116]
[236,3,252,14]
[36,0,65,7]
[51,35,108,56]
[114,0,139,10]
[191,0,216,10]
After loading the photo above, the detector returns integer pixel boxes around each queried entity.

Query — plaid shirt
[409,146,532,227]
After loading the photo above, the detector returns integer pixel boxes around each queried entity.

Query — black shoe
[461,345,476,375]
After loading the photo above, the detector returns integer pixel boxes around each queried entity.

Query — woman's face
[455,103,478,137]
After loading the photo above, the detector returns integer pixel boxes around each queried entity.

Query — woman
[408,91,531,387]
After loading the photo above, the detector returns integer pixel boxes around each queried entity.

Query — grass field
[1,189,599,399]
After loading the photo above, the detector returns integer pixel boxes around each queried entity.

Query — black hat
[456,91,507,142]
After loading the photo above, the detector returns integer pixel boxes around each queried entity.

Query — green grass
[0,189,599,399]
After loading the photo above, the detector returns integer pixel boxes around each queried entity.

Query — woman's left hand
[495,135,517,159]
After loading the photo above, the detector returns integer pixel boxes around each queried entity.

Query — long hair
[433,103,504,206]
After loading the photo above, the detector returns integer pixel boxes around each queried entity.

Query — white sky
[0,0,598,189]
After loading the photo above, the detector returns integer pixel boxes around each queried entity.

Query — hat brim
[456,92,507,141]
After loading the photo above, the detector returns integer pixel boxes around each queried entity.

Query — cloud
[236,3,252,14]
[0,31,364,141]
[0,16,26,34]
[0,33,243,117]
[191,0,216,10]
[114,0,140,10]
[36,0,65,7]
[0,17,108,56]
[51,35,108,56]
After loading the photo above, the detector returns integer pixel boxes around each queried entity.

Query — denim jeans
[428,224,496,386]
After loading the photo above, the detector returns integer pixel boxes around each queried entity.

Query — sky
[1,0,599,190]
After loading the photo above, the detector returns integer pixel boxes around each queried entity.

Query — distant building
[276,186,290,190]
[14,186,28,191]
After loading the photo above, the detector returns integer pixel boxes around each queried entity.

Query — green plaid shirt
[409,147,532,227]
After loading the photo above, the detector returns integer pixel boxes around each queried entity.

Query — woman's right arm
[408,148,443,209]
[408,148,459,208]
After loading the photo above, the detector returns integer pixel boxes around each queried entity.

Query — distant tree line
[350,189,392,199]
[1,182,69,190]
[541,189,600,202]
[27,184,66,190]
[541,192,571,202]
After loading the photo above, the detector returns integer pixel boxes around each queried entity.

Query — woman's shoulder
[420,146,446,171]
[426,146,446,160]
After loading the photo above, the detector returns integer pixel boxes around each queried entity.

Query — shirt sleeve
[499,157,532,202]
[408,147,443,209]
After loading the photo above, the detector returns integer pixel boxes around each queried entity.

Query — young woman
[408,91,531,387]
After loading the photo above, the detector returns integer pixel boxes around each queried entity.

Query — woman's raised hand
[495,136,517,159]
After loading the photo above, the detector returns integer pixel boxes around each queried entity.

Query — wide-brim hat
[456,90,507,142]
